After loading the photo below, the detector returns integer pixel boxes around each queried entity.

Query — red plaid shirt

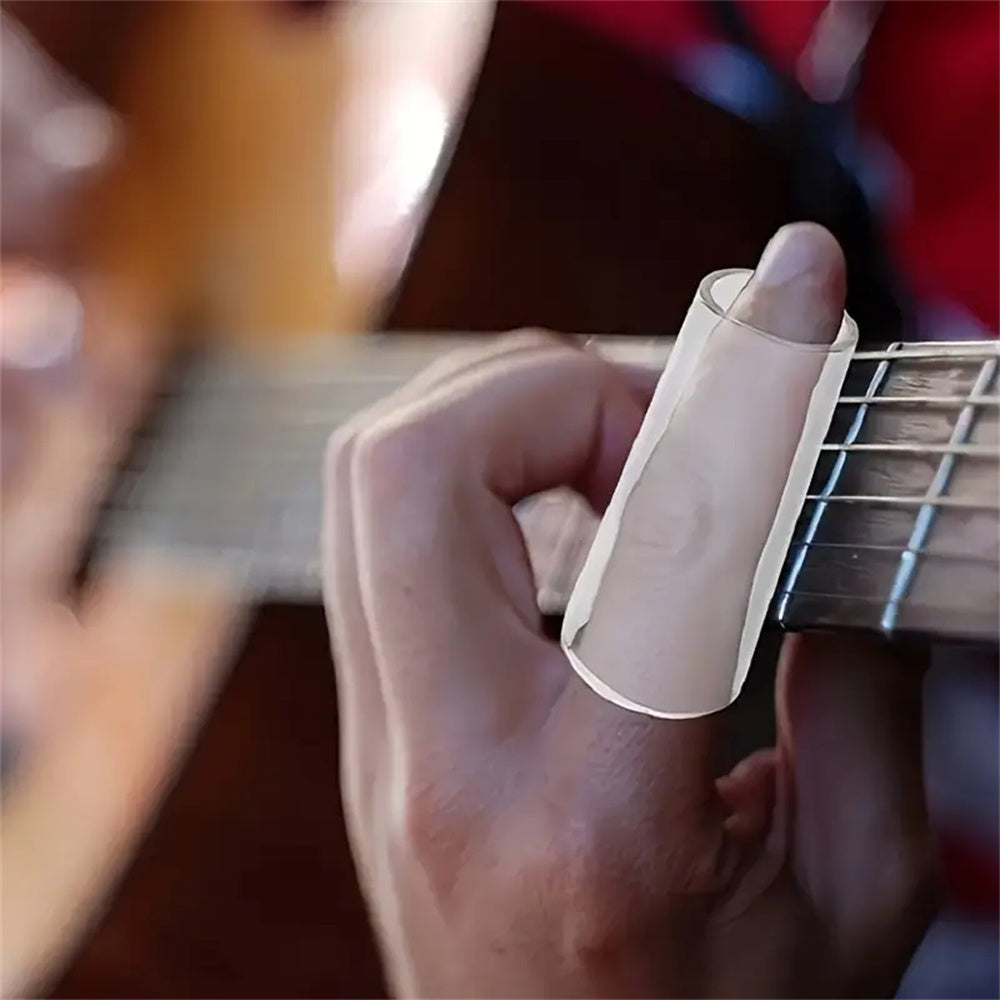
[536,0,999,336]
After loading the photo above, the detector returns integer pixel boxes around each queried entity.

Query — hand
[322,225,937,998]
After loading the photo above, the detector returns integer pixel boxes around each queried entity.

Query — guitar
[3,3,995,996]
[96,332,999,645]
[8,328,994,998]
[0,3,495,996]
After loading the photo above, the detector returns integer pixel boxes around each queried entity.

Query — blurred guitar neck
[94,334,1000,644]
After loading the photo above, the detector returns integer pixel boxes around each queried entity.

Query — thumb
[777,633,938,993]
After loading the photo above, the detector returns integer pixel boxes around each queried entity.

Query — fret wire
[881,355,999,632]
[777,347,897,623]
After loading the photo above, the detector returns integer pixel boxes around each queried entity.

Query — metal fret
[881,355,1000,632]
[775,345,898,621]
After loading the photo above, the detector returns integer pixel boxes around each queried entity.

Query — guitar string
[140,338,1000,402]
[771,588,991,607]
[776,344,898,622]
[95,419,1000,522]
[800,495,997,510]
[881,354,1000,631]
[836,394,999,407]
[782,541,997,564]
[92,339,1000,611]
[818,442,995,457]
[88,526,1000,565]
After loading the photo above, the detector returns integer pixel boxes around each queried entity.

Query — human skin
[322,225,937,998]
[577,230,841,714]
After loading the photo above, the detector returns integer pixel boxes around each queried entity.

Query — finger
[716,747,778,841]
[324,331,590,709]
[322,423,387,834]
[583,338,665,404]
[574,223,845,716]
[405,328,580,395]
[398,330,654,424]
[325,333,564,660]
[347,345,646,746]
[777,633,936,994]
[614,360,661,403]
[547,224,847,858]
[323,331,611,794]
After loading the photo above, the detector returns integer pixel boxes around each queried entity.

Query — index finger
[349,343,647,746]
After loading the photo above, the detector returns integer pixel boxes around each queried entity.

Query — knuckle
[550,838,649,970]
[543,822,639,947]
[324,422,358,489]
[543,809,721,968]
[326,406,443,510]
[502,327,569,351]
[848,839,938,941]
[413,349,473,387]
[393,770,480,905]
[322,426,362,556]
[353,415,439,498]
[413,328,566,387]
[398,777,459,853]
[616,442,713,560]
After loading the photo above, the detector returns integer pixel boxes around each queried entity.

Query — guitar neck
[96,334,1000,644]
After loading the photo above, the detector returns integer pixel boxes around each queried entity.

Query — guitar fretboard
[95,335,999,642]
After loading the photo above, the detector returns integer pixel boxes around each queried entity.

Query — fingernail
[729,222,846,345]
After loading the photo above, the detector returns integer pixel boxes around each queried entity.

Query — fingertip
[731,222,847,346]
[717,748,778,842]
[614,361,660,407]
